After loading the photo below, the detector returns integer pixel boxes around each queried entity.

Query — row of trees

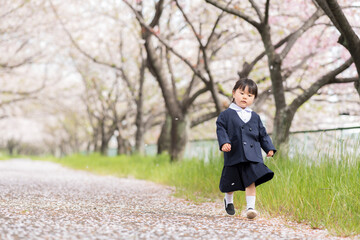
[1,0,359,159]
[120,0,360,159]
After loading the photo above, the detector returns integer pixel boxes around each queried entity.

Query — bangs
[233,78,258,98]
[239,84,257,95]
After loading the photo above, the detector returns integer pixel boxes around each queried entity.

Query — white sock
[225,193,233,206]
[246,196,256,210]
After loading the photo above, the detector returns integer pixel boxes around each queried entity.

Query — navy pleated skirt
[219,162,274,193]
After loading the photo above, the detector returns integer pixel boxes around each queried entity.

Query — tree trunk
[100,141,108,155]
[260,25,288,148]
[157,114,171,154]
[272,108,295,151]
[314,0,360,96]
[7,139,19,156]
[92,128,99,152]
[170,116,189,161]
[86,141,91,154]
[157,114,189,161]
[143,31,188,160]
[117,133,125,155]
[134,59,146,154]
[99,120,108,155]
[117,133,131,155]
[133,0,206,160]
[8,145,15,156]
[100,139,108,155]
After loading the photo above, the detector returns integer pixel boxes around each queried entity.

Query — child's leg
[224,191,234,206]
[245,182,256,210]
[245,182,257,219]
[245,182,256,196]
[224,191,235,215]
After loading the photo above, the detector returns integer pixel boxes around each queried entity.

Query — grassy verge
[262,153,359,237]
[2,144,359,237]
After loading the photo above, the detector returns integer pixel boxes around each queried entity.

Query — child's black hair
[232,78,258,99]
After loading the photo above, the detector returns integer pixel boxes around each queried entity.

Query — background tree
[314,0,360,96]
[1,0,359,157]
[0,0,48,118]
[47,0,166,155]
[124,0,249,160]
[205,0,358,149]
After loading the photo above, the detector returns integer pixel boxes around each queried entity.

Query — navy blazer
[216,108,276,166]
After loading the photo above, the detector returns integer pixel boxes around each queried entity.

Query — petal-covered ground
[0,159,347,239]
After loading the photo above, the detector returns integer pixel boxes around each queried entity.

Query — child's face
[232,86,255,109]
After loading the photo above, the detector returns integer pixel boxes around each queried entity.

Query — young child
[216,78,276,219]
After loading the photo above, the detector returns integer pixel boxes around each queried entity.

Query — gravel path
[0,159,352,239]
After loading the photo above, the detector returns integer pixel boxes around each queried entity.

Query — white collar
[229,103,252,112]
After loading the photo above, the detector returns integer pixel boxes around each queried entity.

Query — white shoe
[246,208,257,219]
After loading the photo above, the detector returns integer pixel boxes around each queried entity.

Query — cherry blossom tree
[205,0,357,149]
[123,0,247,160]
[0,0,48,119]
[313,0,360,96]
[2,0,359,157]
[48,0,165,155]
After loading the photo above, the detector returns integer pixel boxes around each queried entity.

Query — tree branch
[190,111,219,128]
[264,0,270,25]
[149,0,165,28]
[313,0,342,30]
[49,0,122,71]
[238,22,317,78]
[289,57,354,111]
[184,86,209,110]
[118,37,136,98]
[249,0,264,22]
[0,53,39,69]
[0,95,38,107]
[0,1,28,19]
[123,0,208,84]
[175,0,204,48]
[282,52,316,80]
[165,48,178,101]
[330,77,358,84]
[279,8,322,60]
[205,10,226,49]
[205,0,261,29]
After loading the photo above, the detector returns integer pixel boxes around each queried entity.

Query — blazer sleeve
[258,116,277,154]
[216,113,231,151]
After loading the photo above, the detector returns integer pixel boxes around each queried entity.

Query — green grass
[261,153,360,236]
[0,153,26,160]
[2,141,359,237]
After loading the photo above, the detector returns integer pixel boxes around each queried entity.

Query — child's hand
[267,150,274,157]
[221,143,231,152]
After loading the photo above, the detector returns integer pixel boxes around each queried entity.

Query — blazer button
[243,142,247,145]
[250,144,254,148]
[249,128,252,131]
[241,126,244,129]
